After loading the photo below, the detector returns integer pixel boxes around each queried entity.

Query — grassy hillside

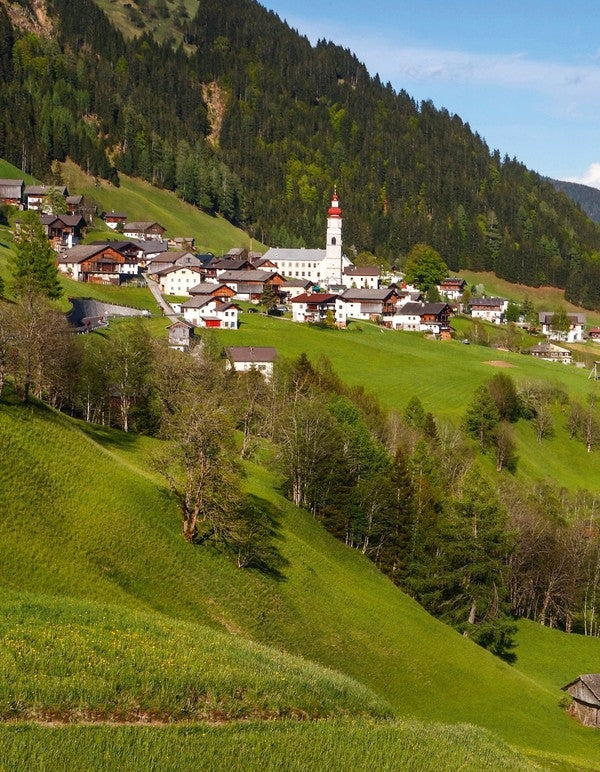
[1,396,600,767]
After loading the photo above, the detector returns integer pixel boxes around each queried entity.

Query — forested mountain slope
[2,0,600,306]
[548,177,600,224]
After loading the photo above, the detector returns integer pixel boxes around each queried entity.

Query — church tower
[322,187,343,285]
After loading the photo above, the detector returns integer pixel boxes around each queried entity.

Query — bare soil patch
[485,360,515,368]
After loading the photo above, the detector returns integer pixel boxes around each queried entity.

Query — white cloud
[564,163,600,190]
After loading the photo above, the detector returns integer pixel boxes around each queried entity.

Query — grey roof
[468,297,507,307]
[124,221,165,232]
[40,214,85,227]
[538,311,586,324]
[214,258,252,270]
[219,269,279,283]
[263,247,327,263]
[24,185,67,196]
[132,240,168,254]
[150,250,196,264]
[439,276,466,285]
[104,211,127,219]
[0,179,24,197]
[66,195,83,205]
[342,288,396,301]
[227,346,278,363]
[281,277,314,287]
[57,244,111,263]
[154,265,203,277]
[563,675,600,702]
[180,296,213,309]
[528,342,571,354]
[189,282,230,295]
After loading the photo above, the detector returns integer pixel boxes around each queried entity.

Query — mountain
[547,177,600,223]
[1,0,600,312]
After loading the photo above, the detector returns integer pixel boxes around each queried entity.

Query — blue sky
[262,0,600,188]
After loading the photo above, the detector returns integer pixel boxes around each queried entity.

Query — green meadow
[1,396,600,768]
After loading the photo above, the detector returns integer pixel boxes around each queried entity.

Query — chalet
[147,251,204,275]
[167,236,195,250]
[341,287,401,325]
[588,327,600,340]
[392,301,453,334]
[562,675,600,727]
[291,292,347,327]
[226,346,278,379]
[527,342,572,364]
[180,297,239,329]
[218,269,285,302]
[103,211,128,230]
[438,277,467,300]
[65,195,83,214]
[468,296,508,324]
[343,265,381,289]
[212,257,254,274]
[167,320,195,351]
[57,244,126,284]
[39,213,86,250]
[539,312,586,342]
[189,281,236,301]
[280,277,316,301]
[0,178,24,207]
[252,256,278,271]
[157,266,204,296]
[24,185,67,212]
[225,247,249,260]
[123,221,166,242]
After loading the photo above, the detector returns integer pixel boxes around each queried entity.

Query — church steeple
[324,187,343,285]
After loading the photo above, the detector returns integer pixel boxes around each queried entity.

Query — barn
[562,675,600,727]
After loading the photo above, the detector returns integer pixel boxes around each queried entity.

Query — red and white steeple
[323,186,343,284]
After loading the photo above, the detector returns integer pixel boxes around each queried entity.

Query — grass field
[1,398,600,767]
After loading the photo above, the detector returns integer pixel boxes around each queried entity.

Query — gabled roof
[538,311,586,325]
[213,258,253,271]
[528,342,571,354]
[439,276,466,286]
[342,288,397,301]
[155,265,203,277]
[227,346,278,363]
[291,292,340,304]
[24,185,67,196]
[0,179,24,197]
[263,247,327,263]
[103,211,127,219]
[468,296,507,307]
[343,265,381,276]
[167,319,195,330]
[562,674,600,704]
[281,277,315,288]
[40,214,86,227]
[180,296,214,309]
[219,269,281,283]
[57,244,113,263]
[189,281,234,296]
[66,195,83,205]
[123,221,165,232]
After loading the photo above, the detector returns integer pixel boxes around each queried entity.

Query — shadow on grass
[77,421,141,452]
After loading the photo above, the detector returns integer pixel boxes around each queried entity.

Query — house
[39,213,86,250]
[588,327,600,341]
[291,292,347,327]
[280,277,317,301]
[392,301,453,334]
[156,265,205,296]
[57,244,126,284]
[212,257,254,274]
[438,277,467,300]
[226,346,278,379]
[24,184,67,211]
[189,281,236,302]
[147,251,204,275]
[539,312,586,342]
[0,178,24,207]
[180,297,239,329]
[341,287,401,325]
[263,190,353,287]
[343,265,381,289]
[252,256,278,271]
[468,296,508,324]
[218,269,285,302]
[65,195,83,215]
[562,675,600,727]
[527,342,572,364]
[103,211,128,230]
[167,236,195,250]
[123,221,166,242]
[167,320,195,351]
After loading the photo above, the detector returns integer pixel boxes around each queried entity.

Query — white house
[123,221,166,242]
[341,287,401,324]
[226,346,278,379]
[180,297,239,329]
[343,265,381,289]
[539,312,586,342]
[528,342,572,364]
[157,266,204,296]
[24,185,67,212]
[263,190,353,287]
[391,301,453,334]
[291,292,347,326]
[468,297,508,324]
[280,277,316,300]
[437,277,467,300]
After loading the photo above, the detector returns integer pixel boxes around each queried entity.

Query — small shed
[562,675,600,727]
[167,320,195,351]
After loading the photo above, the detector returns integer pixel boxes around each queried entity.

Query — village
[1,178,596,370]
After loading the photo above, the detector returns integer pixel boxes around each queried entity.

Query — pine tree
[11,211,62,300]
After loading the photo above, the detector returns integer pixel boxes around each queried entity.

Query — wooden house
[39,213,86,250]
[468,296,508,324]
[438,277,467,300]
[123,221,166,242]
[218,269,285,302]
[189,281,236,302]
[562,675,600,727]
[24,184,67,211]
[527,342,572,364]
[65,195,83,214]
[291,292,347,326]
[0,178,24,207]
[392,301,453,334]
[539,312,586,342]
[341,287,401,324]
[57,244,126,284]
[103,211,128,230]
[167,320,195,351]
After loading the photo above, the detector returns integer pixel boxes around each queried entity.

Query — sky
[261,0,600,188]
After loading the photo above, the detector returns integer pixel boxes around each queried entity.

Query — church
[262,190,353,288]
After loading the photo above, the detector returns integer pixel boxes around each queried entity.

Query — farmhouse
[65,194,83,214]
[263,190,353,287]
[103,211,128,230]
[123,221,166,242]
[39,213,86,250]
[218,269,285,302]
[0,178,24,207]
[527,342,572,364]
[24,184,67,211]
[291,292,347,326]
[468,296,508,324]
[226,346,278,379]
[157,266,205,296]
[392,301,453,334]
[180,297,239,329]
[57,244,126,284]
[562,675,600,728]
[539,312,586,342]
[147,251,204,275]
[280,277,316,300]
[341,287,401,325]
[438,277,467,300]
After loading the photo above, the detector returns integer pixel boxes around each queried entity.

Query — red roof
[327,192,342,218]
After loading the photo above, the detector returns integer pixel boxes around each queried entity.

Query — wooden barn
[562,675,600,727]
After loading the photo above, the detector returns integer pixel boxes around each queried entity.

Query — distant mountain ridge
[546,177,600,223]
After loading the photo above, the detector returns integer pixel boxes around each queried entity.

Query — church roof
[263,247,327,263]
